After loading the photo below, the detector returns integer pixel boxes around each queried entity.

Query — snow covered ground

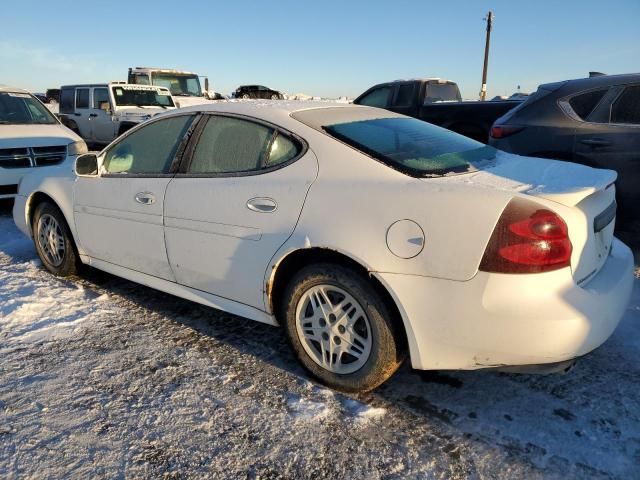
[1,203,639,479]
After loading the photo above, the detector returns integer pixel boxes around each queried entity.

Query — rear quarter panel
[273,126,511,282]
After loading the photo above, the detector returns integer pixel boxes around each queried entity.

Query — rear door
[573,84,640,225]
[164,114,318,310]
[73,88,92,139]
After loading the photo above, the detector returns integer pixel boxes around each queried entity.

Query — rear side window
[393,84,414,107]
[60,88,74,114]
[189,116,273,174]
[611,85,640,124]
[75,89,90,109]
[569,88,607,120]
[103,115,194,174]
[356,87,392,108]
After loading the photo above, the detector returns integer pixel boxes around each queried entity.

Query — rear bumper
[376,237,635,370]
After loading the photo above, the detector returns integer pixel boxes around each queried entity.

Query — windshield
[424,83,462,104]
[151,73,202,97]
[324,117,496,177]
[0,92,58,125]
[111,86,175,108]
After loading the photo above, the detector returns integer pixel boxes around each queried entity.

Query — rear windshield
[324,117,496,176]
[424,83,462,104]
[0,92,58,125]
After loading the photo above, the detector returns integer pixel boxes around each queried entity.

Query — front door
[74,113,197,279]
[89,87,116,144]
[573,84,640,226]
[164,114,318,310]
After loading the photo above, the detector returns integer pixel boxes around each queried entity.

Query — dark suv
[489,73,640,232]
[234,85,283,100]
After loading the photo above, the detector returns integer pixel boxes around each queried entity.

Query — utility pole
[480,10,493,101]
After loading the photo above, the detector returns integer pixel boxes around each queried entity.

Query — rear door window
[75,88,90,109]
[60,88,75,114]
[189,116,273,173]
[393,84,414,107]
[356,87,392,108]
[611,85,640,125]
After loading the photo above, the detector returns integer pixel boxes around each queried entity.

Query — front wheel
[281,264,405,392]
[32,202,79,276]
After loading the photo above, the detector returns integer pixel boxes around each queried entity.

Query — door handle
[580,138,611,147]
[89,113,98,118]
[135,192,156,205]
[246,197,277,213]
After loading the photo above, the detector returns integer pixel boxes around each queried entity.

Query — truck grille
[0,145,67,169]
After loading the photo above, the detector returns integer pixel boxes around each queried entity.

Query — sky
[1,0,639,99]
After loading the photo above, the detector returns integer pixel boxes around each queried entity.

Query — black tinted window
[611,86,640,124]
[103,115,194,174]
[569,89,607,120]
[394,84,414,107]
[60,88,74,113]
[189,116,273,173]
[76,89,90,109]
[357,87,391,108]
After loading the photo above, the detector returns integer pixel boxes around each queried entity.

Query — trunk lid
[439,151,617,284]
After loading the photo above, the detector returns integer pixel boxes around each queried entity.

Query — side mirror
[76,153,98,176]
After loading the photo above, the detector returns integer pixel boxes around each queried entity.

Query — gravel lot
[1,203,639,479]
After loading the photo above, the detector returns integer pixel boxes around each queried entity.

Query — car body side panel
[275,127,509,282]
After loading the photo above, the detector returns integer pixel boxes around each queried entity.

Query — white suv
[0,85,86,199]
[58,83,176,146]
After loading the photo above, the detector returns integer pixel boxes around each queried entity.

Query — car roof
[175,100,376,124]
[544,73,640,92]
[0,85,31,94]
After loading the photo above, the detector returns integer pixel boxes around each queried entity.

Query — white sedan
[13,102,634,392]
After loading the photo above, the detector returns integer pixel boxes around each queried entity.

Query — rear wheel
[281,264,405,392]
[32,202,79,276]
[242,93,250,99]
[270,93,279,100]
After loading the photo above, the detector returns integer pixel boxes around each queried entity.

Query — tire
[270,94,279,100]
[281,263,405,392]
[32,202,79,277]
[242,94,250,99]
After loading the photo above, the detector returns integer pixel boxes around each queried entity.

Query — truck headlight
[68,140,88,156]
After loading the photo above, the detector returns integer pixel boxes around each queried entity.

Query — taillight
[490,125,524,139]
[479,198,572,274]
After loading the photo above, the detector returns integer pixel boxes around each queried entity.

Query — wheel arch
[25,190,84,257]
[267,247,412,356]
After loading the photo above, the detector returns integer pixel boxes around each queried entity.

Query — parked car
[13,102,634,392]
[33,93,49,104]
[353,78,522,142]
[489,73,640,231]
[58,83,176,145]
[46,88,60,104]
[234,85,284,100]
[0,85,86,199]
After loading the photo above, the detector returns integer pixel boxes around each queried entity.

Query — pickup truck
[353,79,522,143]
